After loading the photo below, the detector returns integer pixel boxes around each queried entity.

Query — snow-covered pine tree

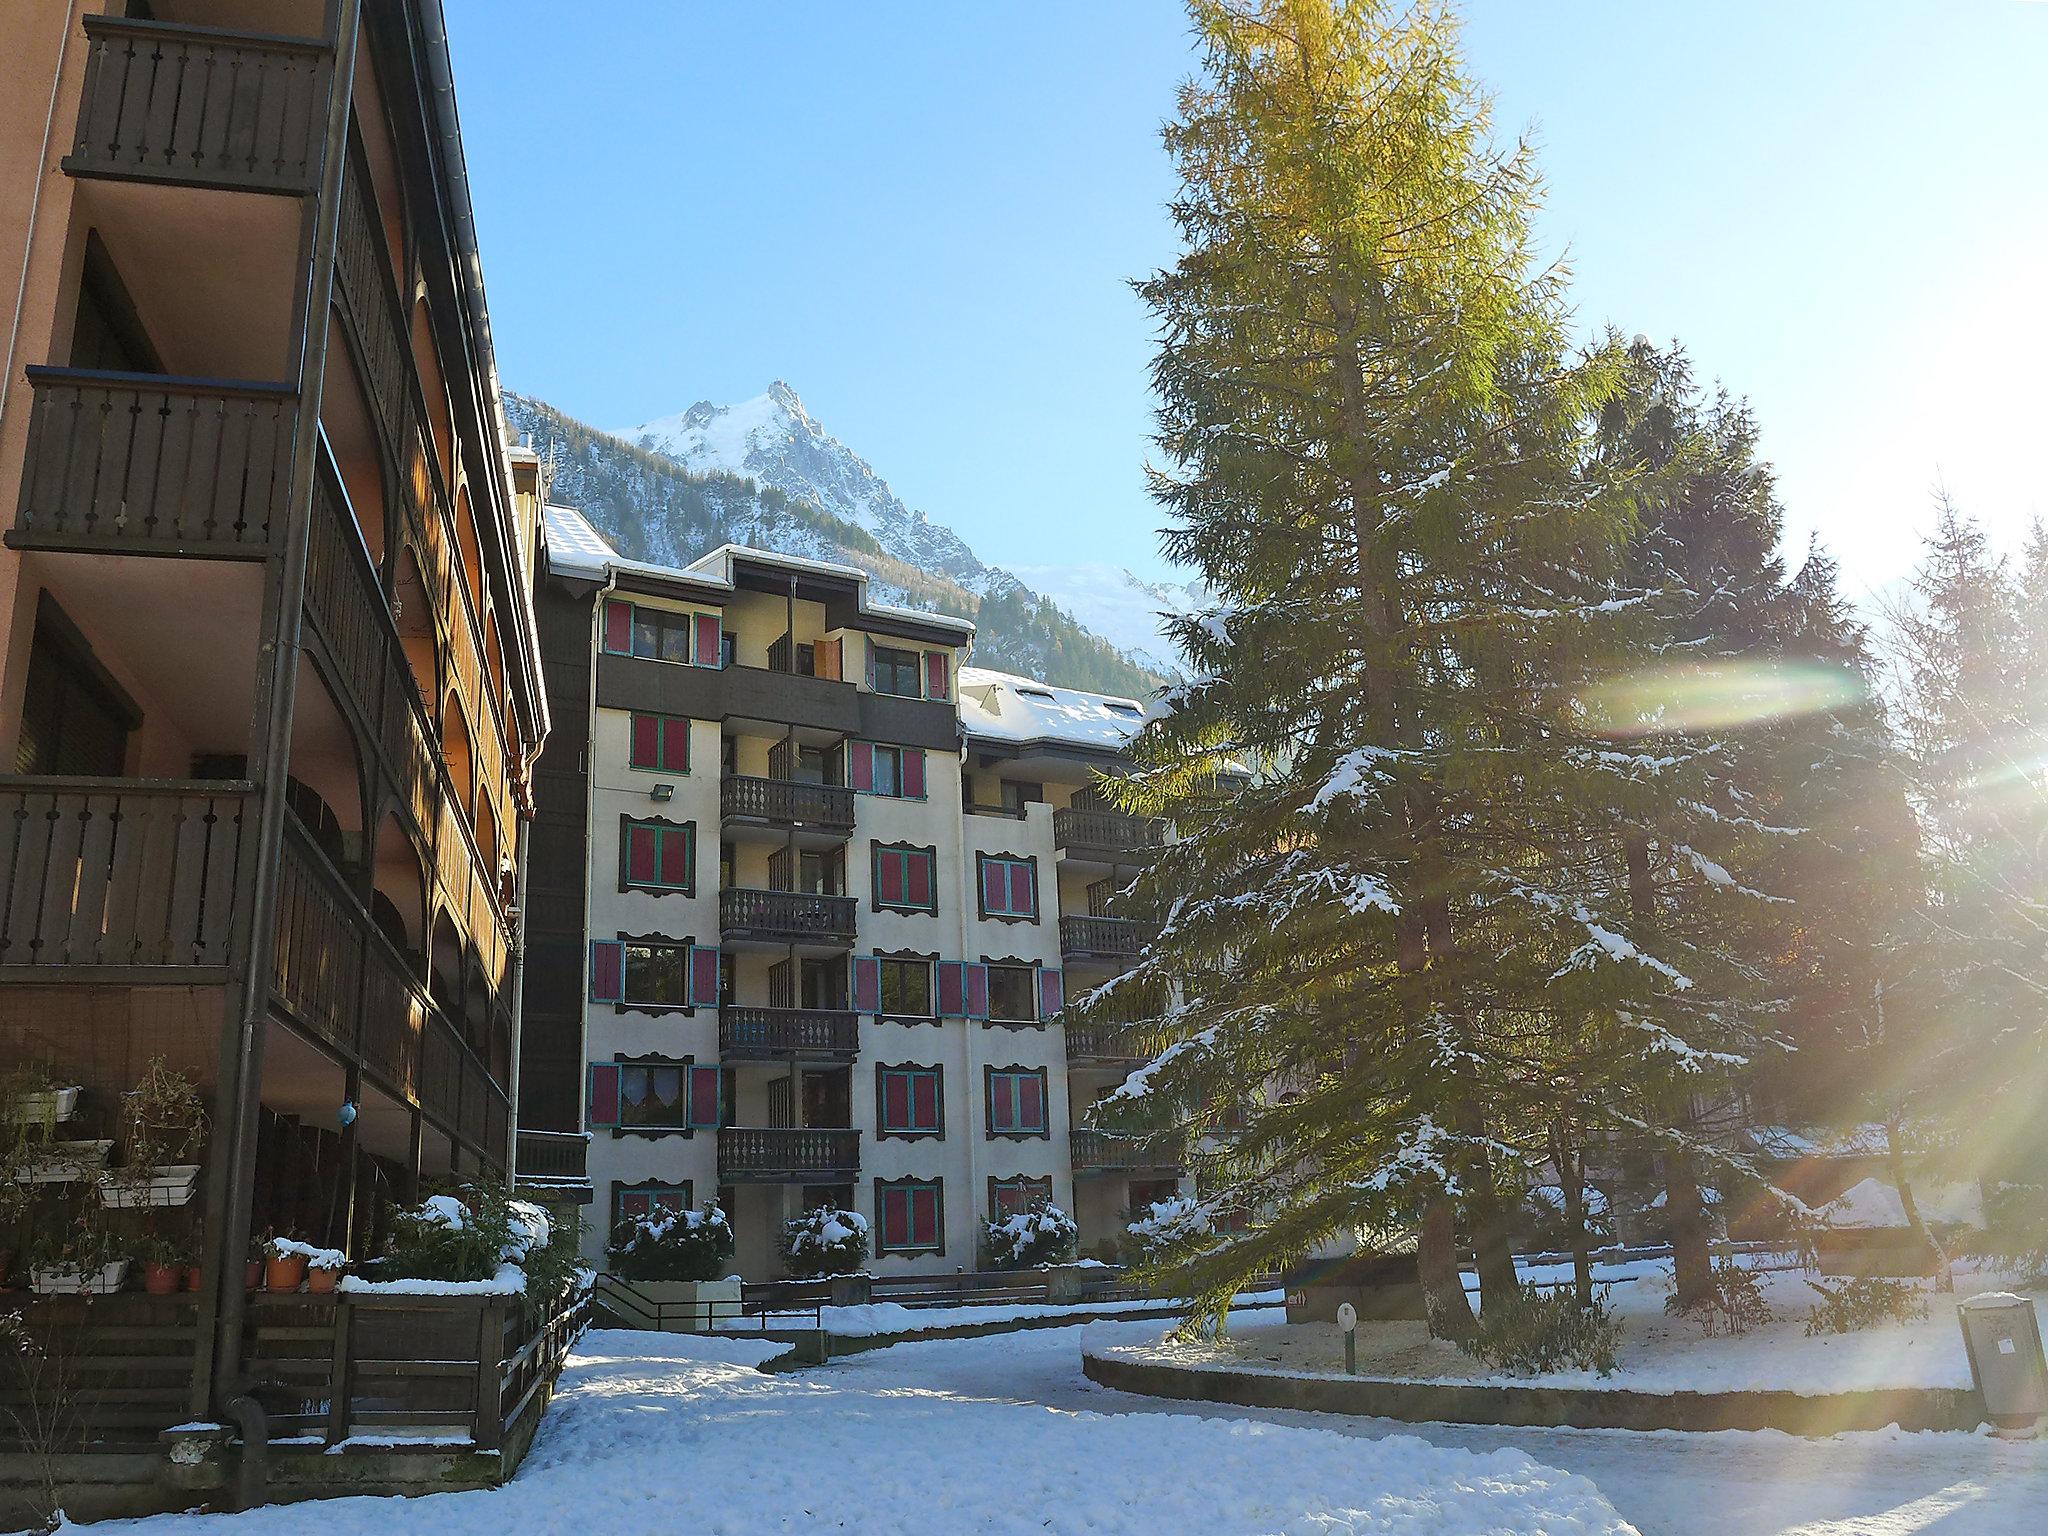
[1073,0,1775,1333]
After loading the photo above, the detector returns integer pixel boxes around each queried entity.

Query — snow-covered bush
[382,1188,514,1283]
[1461,1284,1620,1376]
[1803,1275,1927,1336]
[778,1207,869,1278]
[1665,1257,1772,1336]
[608,1204,733,1282]
[986,1200,1078,1270]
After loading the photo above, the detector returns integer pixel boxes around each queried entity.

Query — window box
[96,1163,200,1209]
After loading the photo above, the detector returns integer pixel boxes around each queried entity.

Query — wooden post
[324,1295,353,1445]
[472,1298,504,1451]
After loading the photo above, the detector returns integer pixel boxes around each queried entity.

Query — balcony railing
[719,887,857,945]
[718,1126,860,1182]
[1064,1021,1145,1067]
[720,1006,859,1061]
[1070,1128,1184,1173]
[0,776,253,973]
[721,775,855,832]
[1058,914,1156,961]
[515,1129,590,1189]
[10,368,294,557]
[1054,807,1166,858]
[66,15,330,195]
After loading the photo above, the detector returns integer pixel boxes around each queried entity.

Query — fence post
[473,1298,504,1451]
[324,1295,353,1445]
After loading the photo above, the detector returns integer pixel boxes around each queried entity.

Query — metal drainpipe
[205,0,363,1421]
[502,772,534,1191]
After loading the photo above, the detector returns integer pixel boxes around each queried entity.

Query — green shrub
[1462,1284,1620,1376]
[778,1207,869,1279]
[986,1200,1079,1270]
[1804,1275,1929,1336]
[382,1187,515,1283]
[1665,1258,1774,1337]
[607,1204,734,1282]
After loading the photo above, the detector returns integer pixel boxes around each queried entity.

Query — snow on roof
[958,666,1153,753]
[543,504,620,579]
[685,544,975,639]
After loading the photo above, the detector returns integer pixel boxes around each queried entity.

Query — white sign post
[1336,1300,1358,1376]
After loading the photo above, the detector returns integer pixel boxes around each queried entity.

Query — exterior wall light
[651,784,675,802]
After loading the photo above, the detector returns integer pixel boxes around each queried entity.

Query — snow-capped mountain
[1007,563,1208,676]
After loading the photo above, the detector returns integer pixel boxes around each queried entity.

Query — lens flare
[1580,659,1867,737]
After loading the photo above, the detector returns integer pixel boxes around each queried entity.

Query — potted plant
[243,1234,265,1292]
[303,1245,347,1294]
[30,1206,128,1296]
[140,1232,186,1296]
[100,1059,206,1209]
[263,1231,311,1292]
[778,1207,871,1304]
[607,1204,738,1328]
[1,1062,80,1132]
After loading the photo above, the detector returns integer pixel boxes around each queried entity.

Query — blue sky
[449,2,2046,604]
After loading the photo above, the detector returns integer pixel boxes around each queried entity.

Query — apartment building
[0,0,546,1430]
[525,510,1183,1274]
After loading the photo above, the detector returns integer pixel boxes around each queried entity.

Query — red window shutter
[914,1185,939,1246]
[853,956,881,1014]
[925,651,949,701]
[876,848,905,905]
[686,1064,721,1127]
[981,858,1007,915]
[1008,862,1035,917]
[602,600,632,655]
[883,1071,910,1132]
[848,741,875,793]
[901,747,926,800]
[589,940,624,1002]
[964,963,989,1020]
[661,716,690,771]
[626,824,657,884]
[660,828,692,890]
[692,612,723,668]
[906,849,932,908]
[1038,966,1064,1020]
[937,961,965,1017]
[1020,1073,1044,1132]
[587,1062,620,1127]
[912,1072,939,1131]
[689,945,720,1006]
[620,1189,649,1221]
[990,1074,1015,1132]
[882,1187,908,1250]
[630,713,659,769]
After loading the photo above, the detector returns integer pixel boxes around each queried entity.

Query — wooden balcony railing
[1054,807,1166,858]
[1070,1128,1184,1173]
[273,821,364,1055]
[10,368,293,556]
[65,15,330,195]
[1058,914,1156,960]
[515,1129,590,1186]
[1064,1020,1145,1066]
[718,1126,860,1182]
[719,887,857,944]
[721,775,854,831]
[720,1006,859,1060]
[0,776,253,973]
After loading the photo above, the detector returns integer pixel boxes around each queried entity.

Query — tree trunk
[1885,1111,1951,1292]
[1666,1150,1714,1309]
[1552,1130,1595,1309]
[1418,1193,1475,1338]
[1468,1174,1522,1315]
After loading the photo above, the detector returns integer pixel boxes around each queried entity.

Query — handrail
[23,363,297,398]
[79,11,328,53]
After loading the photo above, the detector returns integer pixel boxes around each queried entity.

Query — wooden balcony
[720,1006,859,1062]
[720,774,855,833]
[1053,807,1166,862]
[65,15,330,196]
[9,368,294,557]
[1058,913,1156,962]
[719,887,857,947]
[1063,1020,1145,1068]
[718,1126,860,1183]
[1070,1128,1184,1174]
[514,1129,593,1205]
[0,776,253,977]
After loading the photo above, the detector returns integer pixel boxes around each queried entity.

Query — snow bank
[1823,1177,1983,1230]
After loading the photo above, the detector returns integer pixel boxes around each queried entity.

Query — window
[977,853,1039,921]
[619,818,694,894]
[873,745,901,797]
[612,1181,692,1231]
[632,606,692,664]
[602,600,722,668]
[870,644,921,698]
[877,957,932,1019]
[587,1060,720,1132]
[14,600,136,776]
[999,780,1042,815]
[876,1064,943,1139]
[986,1066,1049,1138]
[849,742,926,799]
[986,963,1036,1024]
[589,939,720,1009]
[875,1178,943,1255]
[872,843,937,913]
[989,1175,1052,1221]
[627,712,690,772]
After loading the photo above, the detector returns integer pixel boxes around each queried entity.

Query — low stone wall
[1082,1347,1988,1435]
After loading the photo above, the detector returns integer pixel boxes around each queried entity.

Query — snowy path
[844,1319,2044,1536]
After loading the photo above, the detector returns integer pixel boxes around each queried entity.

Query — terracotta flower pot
[186,1264,203,1292]
[244,1258,264,1291]
[143,1262,183,1296]
[306,1264,341,1295]
[265,1253,309,1292]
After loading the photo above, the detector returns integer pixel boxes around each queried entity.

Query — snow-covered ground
[1116,1261,2044,1396]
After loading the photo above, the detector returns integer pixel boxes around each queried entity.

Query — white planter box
[31,1260,130,1296]
[11,1139,114,1184]
[96,1164,201,1208]
[5,1087,80,1125]
[633,1277,742,1331]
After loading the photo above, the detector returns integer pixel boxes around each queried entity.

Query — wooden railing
[1070,1128,1184,1172]
[273,821,363,1055]
[1064,1020,1145,1065]
[1058,914,1155,960]
[719,887,858,943]
[65,15,330,195]
[515,1129,589,1185]
[1054,807,1166,856]
[720,1006,859,1060]
[721,774,854,830]
[335,145,413,462]
[0,776,253,973]
[718,1126,860,1181]
[10,368,293,556]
